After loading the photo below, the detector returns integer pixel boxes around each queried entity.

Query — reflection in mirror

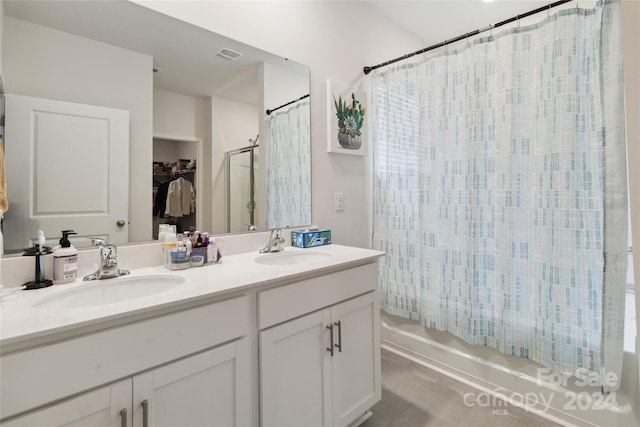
[1,0,311,253]
[227,143,260,233]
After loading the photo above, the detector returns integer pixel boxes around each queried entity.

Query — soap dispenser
[53,230,78,284]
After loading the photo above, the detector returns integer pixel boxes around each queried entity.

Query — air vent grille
[216,48,242,61]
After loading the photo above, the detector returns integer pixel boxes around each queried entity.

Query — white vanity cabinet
[3,340,250,427]
[1,380,131,427]
[1,295,253,426]
[1,245,384,427]
[132,338,251,427]
[259,263,381,427]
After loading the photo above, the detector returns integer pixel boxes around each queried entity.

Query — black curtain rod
[266,94,310,115]
[363,0,573,75]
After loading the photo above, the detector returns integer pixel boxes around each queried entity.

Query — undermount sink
[32,275,185,309]
[255,250,332,266]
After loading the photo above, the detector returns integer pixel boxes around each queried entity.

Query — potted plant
[334,93,365,149]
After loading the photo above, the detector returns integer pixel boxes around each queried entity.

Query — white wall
[134,0,424,248]
[153,88,209,140]
[4,16,153,242]
[152,139,196,163]
[0,1,5,84]
[620,0,640,375]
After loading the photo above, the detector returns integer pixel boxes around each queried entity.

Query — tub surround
[381,312,639,427]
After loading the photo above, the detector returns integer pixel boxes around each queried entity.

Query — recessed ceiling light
[216,48,242,61]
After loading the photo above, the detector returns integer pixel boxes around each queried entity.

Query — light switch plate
[335,192,344,211]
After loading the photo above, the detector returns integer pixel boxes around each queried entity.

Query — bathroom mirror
[1,0,311,253]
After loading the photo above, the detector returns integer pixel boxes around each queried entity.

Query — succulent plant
[334,93,366,137]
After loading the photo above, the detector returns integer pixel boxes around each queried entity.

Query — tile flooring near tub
[362,349,560,427]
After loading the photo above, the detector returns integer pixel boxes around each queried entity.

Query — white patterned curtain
[372,1,627,391]
[265,99,311,229]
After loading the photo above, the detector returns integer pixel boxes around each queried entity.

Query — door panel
[1,379,131,427]
[333,293,381,427]
[133,341,251,427]
[4,94,129,251]
[260,309,333,427]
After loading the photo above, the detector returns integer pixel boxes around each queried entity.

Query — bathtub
[380,310,639,426]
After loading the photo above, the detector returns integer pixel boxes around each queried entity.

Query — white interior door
[4,94,129,251]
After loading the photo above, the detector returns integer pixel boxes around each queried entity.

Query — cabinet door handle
[334,320,342,352]
[326,324,334,357]
[120,408,127,427]
[141,399,149,427]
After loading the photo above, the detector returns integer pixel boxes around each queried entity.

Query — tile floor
[361,349,560,427]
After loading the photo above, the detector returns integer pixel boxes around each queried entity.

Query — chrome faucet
[259,228,285,253]
[83,241,130,280]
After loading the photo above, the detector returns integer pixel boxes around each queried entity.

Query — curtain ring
[547,4,551,18]
[517,14,520,28]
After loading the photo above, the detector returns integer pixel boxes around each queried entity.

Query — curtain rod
[266,93,310,115]
[363,0,573,75]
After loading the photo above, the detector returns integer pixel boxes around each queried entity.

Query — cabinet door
[1,379,131,427]
[331,292,381,427]
[260,309,333,427]
[133,339,251,427]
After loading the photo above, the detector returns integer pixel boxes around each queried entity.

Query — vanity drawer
[1,294,250,420]
[258,263,378,329]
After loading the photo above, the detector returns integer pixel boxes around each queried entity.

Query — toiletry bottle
[202,232,209,262]
[170,235,190,270]
[163,231,177,269]
[207,237,220,264]
[184,232,192,255]
[53,230,78,284]
[158,224,168,242]
[190,235,204,267]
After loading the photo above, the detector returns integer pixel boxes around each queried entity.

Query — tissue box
[291,229,332,248]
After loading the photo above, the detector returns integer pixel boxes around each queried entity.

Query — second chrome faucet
[259,228,286,253]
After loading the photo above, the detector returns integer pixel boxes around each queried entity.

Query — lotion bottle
[53,230,78,284]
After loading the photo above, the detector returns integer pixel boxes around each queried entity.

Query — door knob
[116,220,126,227]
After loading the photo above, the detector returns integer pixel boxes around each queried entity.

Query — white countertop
[0,245,384,354]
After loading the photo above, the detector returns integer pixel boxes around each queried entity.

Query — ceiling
[5,0,589,100]
[366,1,590,44]
[3,0,305,102]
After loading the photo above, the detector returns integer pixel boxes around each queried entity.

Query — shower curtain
[372,0,627,391]
[265,99,311,229]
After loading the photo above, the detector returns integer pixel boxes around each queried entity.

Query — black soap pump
[23,230,54,290]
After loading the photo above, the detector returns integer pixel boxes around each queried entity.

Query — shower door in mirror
[227,145,259,233]
[4,94,129,252]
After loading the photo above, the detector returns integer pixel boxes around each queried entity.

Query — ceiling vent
[216,48,242,61]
